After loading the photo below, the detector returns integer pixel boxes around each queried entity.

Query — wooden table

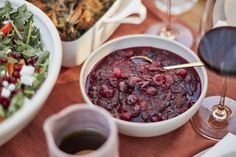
[1,0,236,156]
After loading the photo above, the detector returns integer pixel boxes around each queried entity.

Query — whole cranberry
[120,112,132,121]
[153,74,166,85]
[127,76,142,86]
[175,69,188,78]
[165,74,174,84]
[133,105,140,113]
[109,78,118,88]
[126,94,137,105]
[144,86,157,96]
[139,101,148,110]
[112,68,121,78]
[119,81,127,92]
[99,84,114,98]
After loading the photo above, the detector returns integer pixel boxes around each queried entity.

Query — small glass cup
[43,105,119,157]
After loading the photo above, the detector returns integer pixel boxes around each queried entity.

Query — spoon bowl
[131,55,204,70]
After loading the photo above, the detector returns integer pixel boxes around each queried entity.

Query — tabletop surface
[1,0,236,156]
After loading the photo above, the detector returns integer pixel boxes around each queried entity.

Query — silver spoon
[130,56,204,70]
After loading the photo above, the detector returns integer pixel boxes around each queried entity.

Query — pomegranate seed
[2,99,9,108]
[12,71,19,78]
[0,96,4,104]
[0,57,8,64]
[9,77,16,84]
[7,52,14,57]
[14,65,22,72]
[13,37,18,44]
[2,76,8,81]
[14,53,22,59]
[26,58,34,65]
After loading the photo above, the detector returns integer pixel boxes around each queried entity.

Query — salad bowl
[0,0,62,145]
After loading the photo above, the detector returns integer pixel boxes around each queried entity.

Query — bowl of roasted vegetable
[0,0,62,145]
[28,0,147,67]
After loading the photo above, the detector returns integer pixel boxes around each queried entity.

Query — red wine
[198,26,236,75]
[58,129,106,155]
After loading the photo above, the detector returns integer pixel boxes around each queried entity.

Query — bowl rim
[80,34,208,127]
[0,0,62,136]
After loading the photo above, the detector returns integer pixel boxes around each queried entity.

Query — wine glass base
[191,96,236,141]
[145,22,193,48]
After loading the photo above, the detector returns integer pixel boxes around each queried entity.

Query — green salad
[0,1,49,122]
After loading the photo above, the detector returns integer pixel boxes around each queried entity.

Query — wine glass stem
[218,77,228,109]
[166,0,172,31]
[211,76,231,120]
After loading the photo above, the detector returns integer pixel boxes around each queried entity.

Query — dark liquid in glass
[198,26,236,75]
[59,129,107,155]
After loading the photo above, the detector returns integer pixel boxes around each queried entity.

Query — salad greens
[0,1,49,122]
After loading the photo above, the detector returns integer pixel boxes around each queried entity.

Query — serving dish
[61,0,146,67]
[80,35,208,137]
[213,0,226,25]
[224,0,236,26]
[0,0,62,145]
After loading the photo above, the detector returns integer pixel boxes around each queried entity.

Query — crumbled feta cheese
[2,20,10,25]
[1,88,11,98]
[21,75,35,86]
[8,84,16,91]
[20,65,35,76]
[5,48,12,54]
[0,70,7,76]
[2,81,9,87]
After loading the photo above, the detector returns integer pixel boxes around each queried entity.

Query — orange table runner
[2,0,236,156]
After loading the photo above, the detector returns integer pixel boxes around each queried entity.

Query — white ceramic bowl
[0,0,62,145]
[80,35,208,137]
[62,0,147,67]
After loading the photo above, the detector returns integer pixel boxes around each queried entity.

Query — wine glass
[191,0,236,140]
[145,0,195,48]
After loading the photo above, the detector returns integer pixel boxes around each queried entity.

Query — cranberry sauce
[86,47,201,123]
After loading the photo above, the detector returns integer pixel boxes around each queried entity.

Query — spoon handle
[164,62,204,70]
